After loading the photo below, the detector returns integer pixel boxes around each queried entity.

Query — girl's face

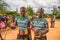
[7,16,10,19]
[37,10,43,18]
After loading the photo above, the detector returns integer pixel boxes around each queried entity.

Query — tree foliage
[0,0,8,15]
[56,12,60,19]
[26,6,35,16]
[43,14,52,18]
[5,11,18,17]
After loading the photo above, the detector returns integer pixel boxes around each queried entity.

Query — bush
[43,14,51,18]
[56,12,60,19]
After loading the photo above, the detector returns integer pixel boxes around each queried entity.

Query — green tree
[0,0,8,15]
[56,11,60,19]
[5,11,18,17]
[43,14,52,18]
[52,7,57,15]
[26,6,35,16]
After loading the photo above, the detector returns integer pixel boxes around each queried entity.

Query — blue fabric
[32,17,48,33]
[16,16,30,30]
[0,16,3,19]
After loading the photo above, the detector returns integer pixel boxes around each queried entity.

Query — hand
[39,34,43,38]
[34,29,39,34]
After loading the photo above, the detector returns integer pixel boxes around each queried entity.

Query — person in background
[6,16,12,28]
[3,15,8,28]
[51,13,56,28]
[10,17,16,29]
[30,8,49,40]
[0,18,5,29]
[0,18,5,40]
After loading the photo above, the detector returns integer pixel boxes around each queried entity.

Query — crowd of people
[0,7,55,40]
[0,15,16,40]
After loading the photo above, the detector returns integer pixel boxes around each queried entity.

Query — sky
[4,0,59,13]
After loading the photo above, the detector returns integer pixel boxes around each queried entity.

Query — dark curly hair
[0,18,5,22]
[37,8,44,13]
[20,7,26,12]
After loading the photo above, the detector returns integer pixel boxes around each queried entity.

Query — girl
[10,17,16,29]
[0,18,5,40]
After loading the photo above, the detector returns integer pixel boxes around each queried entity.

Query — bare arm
[40,21,49,36]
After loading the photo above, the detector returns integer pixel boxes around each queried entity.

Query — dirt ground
[1,18,60,40]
